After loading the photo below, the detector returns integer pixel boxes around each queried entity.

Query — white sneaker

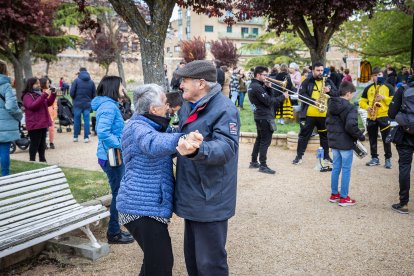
[84,138,89,143]
[73,137,78,142]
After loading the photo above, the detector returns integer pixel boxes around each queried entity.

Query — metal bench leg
[80,225,101,248]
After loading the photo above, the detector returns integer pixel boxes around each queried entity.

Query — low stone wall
[240,131,321,152]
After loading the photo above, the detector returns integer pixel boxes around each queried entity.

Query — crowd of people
[1,57,414,275]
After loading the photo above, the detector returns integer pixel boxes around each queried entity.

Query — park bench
[0,165,109,259]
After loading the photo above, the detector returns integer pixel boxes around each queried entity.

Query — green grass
[10,160,110,203]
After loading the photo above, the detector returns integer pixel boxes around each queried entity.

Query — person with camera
[40,78,57,149]
[0,60,22,176]
[22,77,57,162]
[388,78,414,214]
[91,76,134,244]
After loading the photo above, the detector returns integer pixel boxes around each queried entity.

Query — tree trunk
[20,40,33,79]
[105,66,109,76]
[45,61,50,76]
[309,46,327,66]
[115,52,126,87]
[11,61,25,100]
[108,0,175,86]
[139,35,166,86]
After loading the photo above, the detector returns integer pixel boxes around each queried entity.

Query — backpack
[395,84,414,135]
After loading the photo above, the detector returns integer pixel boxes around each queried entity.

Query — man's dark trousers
[396,143,414,205]
[367,117,392,159]
[251,119,274,166]
[297,116,329,158]
[184,219,228,276]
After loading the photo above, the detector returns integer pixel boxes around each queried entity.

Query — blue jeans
[331,149,354,198]
[0,142,11,176]
[238,92,246,108]
[230,91,238,105]
[73,107,90,139]
[100,161,125,236]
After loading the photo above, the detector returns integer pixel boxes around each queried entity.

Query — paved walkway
[10,131,414,275]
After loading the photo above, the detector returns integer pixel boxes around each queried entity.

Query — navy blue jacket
[175,83,240,222]
[70,71,96,109]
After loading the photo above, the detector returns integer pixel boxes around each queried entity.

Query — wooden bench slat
[0,178,68,199]
[0,165,59,182]
[0,205,83,234]
[0,173,66,193]
[0,183,70,207]
[0,211,109,259]
[0,189,72,214]
[0,195,76,221]
[0,206,107,251]
[0,199,78,227]
[0,167,62,186]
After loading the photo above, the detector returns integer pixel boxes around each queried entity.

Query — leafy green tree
[333,9,412,67]
[241,31,310,69]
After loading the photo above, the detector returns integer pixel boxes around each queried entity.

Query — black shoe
[259,165,275,174]
[292,156,303,165]
[249,161,260,169]
[50,143,55,149]
[391,203,408,214]
[107,232,134,244]
[324,157,333,164]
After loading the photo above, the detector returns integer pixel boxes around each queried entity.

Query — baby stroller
[57,97,74,133]
[10,122,30,154]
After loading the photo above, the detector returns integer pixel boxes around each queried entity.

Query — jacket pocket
[198,164,224,202]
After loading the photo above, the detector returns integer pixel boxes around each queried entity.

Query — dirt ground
[7,131,414,275]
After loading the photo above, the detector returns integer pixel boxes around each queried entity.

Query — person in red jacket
[22,77,57,162]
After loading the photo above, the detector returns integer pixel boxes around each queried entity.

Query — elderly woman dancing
[116,84,202,276]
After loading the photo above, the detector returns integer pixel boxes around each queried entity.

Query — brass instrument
[264,77,327,111]
[370,83,383,120]
[316,76,330,113]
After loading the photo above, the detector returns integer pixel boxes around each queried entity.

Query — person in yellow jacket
[359,67,395,168]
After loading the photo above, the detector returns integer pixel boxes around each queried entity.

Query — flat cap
[174,60,217,82]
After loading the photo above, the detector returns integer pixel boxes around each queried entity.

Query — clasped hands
[176,130,204,156]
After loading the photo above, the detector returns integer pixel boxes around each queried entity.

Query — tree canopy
[210,39,240,67]
[235,0,410,65]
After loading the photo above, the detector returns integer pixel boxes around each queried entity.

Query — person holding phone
[292,62,339,165]
[359,67,395,168]
[40,78,57,149]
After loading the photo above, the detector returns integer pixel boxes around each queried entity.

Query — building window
[178,9,182,26]
[205,25,214,32]
[178,28,182,40]
[241,27,249,37]
[131,42,139,52]
[205,42,211,50]
[186,9,191,18]
[119,22,129,32]
[186,26,191,40]
[252,28,259,36]
[227,26,232,33]
[122,42,129,52]
[174,45,181,52]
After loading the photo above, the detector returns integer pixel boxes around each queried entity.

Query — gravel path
[9,131,414,275]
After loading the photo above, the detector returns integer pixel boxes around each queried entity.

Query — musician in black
[292,62,338,165]
[388,79,414,214]
[248,66,288,174]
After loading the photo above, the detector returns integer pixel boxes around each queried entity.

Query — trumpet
[264,77,327,111]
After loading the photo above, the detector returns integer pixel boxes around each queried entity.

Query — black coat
[298,76,339,118]
[326,97,364,150]
[248,79,285,120]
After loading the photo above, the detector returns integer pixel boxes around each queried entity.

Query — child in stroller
[57,97,74,133]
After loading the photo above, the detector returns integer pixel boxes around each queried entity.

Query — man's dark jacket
[70,71,96,109]
[298,76,338,118]
[326,97,364,150]
[248,79,286,120]
[175,83,240,222]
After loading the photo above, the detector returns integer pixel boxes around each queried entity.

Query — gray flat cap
[174,60,217,82]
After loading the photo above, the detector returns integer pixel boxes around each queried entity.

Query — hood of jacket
[78,71,91,81]
[91,96,118,111]
[0,74,11,86]
[328,97,352,116]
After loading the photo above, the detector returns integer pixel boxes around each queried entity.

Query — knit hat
[372,67,381,75]
[174,60,217,82]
